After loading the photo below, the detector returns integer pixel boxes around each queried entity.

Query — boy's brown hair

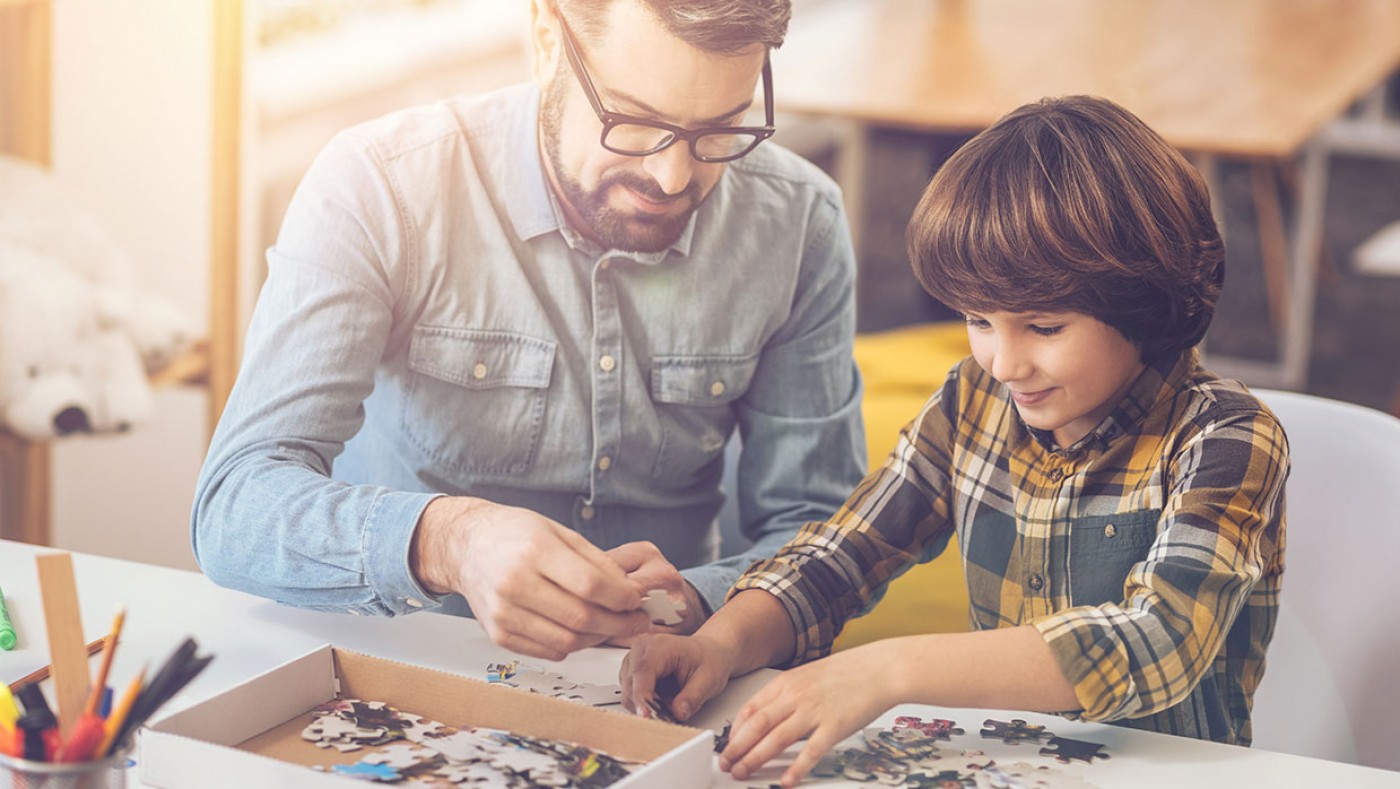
[907,95,1225,363]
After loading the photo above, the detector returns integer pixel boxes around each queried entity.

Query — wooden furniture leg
[1251,161,1290,332]
[0,432,52,545]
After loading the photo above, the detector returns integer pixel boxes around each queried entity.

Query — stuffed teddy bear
[0,243,155,438]
[0,155,191,439]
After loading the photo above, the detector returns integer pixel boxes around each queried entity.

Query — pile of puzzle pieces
[301,698,635,786]
[783,716,1109,788]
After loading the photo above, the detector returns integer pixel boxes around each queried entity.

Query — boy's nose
[991,341,1033,384]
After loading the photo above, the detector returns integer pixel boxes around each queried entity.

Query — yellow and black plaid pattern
[733,349,1287,745]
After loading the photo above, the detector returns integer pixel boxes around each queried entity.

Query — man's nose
[642,141,695,196]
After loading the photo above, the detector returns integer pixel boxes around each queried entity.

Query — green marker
[0,584,16,650]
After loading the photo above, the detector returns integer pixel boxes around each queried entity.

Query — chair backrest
[1249,389,1400,770]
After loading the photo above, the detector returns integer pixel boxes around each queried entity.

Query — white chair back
[1250,389,1400,770]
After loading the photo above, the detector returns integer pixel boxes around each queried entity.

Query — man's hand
[607,541,707,638]
[410,497,651,660]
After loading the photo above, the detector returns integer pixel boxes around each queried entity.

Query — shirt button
[472,363,488,380]
[709,380,726,397]
[599,355,616,372]
[1104,524,1118,539]
[597,455,612,471]
[405,598,423,608]
[1028,573,1045,591]
[1048,467,1064,482]
[580,505,595,520]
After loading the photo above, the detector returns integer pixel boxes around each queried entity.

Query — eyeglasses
[555,11,776,164]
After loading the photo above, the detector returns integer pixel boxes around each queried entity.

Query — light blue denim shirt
[192,84,865,618]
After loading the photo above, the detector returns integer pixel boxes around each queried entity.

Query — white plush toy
[0,155,192,439]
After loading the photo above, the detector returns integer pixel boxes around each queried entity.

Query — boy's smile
[965,311,1147,448]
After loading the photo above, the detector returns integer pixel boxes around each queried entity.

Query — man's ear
[529,0,561,89]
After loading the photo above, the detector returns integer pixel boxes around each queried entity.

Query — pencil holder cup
[0,746,130,789]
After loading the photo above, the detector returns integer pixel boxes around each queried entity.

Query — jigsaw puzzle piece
[1038,736,1110,765]
[980,719,1052,745]
[641,589,685,625]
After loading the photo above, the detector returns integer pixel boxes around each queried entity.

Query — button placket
[588,254,625,512]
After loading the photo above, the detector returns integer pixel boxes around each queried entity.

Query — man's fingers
[513,576,651,644]
[547,527,645,611]
[607,541,661,574]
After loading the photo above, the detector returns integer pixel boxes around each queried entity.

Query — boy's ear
[529,0,562,89]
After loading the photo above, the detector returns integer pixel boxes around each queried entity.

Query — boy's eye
[1029,324,1063,336]
[964,317,990,329]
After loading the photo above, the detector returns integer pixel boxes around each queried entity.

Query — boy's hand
[620,633,736,722]
[719,643,898,788]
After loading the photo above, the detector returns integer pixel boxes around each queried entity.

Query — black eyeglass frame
[555,11,777,164]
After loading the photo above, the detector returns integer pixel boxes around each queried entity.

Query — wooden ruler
[36,551,91,737]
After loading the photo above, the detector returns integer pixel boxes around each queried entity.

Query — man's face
[535,0,767,253]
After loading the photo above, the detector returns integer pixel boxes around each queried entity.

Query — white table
[2,541,1397,788]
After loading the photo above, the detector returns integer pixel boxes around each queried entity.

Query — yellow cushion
[832,321,972,650]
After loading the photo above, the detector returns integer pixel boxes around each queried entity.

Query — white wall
[48,0,216,570]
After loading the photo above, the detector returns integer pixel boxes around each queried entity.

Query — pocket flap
[651,354,758,406]
[409,327,556,390]
[1070,509,1161,555]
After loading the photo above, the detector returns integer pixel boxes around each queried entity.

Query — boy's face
[965,311,1146,448]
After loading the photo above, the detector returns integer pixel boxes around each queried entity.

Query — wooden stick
[83,607,125,716]
[35,552,91,737]
[6,637,103,691]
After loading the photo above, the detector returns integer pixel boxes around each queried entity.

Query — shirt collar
[504,85,698,264]
[1026,348,1198,454]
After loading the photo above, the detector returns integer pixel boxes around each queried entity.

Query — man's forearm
[409,495,497,596]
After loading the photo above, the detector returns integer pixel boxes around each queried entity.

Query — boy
[618,95,1288,787]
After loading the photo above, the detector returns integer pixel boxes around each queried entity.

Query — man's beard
[539,69,703,253]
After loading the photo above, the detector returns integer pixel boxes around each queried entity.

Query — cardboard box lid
[142,645,713,789]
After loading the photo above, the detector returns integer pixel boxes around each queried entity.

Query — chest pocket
[403,327,556,475]
[650,354,757,486]
[1068,508,1162,607]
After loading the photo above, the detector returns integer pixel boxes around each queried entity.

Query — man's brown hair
[907,95,1225,363]
[558,0,791,54]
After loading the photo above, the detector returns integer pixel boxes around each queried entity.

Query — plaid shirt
[733,349,1288,745]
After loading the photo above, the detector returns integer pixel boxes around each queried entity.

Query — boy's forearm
[698,589,798,676]
[886,626,1082,713]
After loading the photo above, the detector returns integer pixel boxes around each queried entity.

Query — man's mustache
[605,172,700,206]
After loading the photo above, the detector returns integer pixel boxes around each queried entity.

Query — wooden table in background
[776,0,1400,389]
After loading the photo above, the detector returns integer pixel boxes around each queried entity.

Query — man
[192,0,865,660]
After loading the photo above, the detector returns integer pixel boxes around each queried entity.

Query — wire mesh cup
[0,745,131,789]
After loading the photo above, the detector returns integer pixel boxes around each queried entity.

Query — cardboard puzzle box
[140,646,713,788]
